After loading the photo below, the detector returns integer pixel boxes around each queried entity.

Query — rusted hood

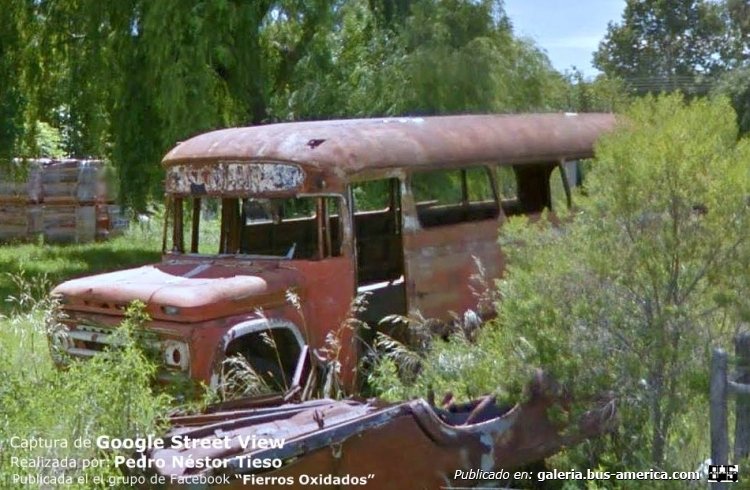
[51,260,299,322]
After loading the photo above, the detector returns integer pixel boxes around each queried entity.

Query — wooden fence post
[711,347,729,489]
[735,332,750,462]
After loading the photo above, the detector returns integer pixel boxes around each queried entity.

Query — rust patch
[165,161,305,195]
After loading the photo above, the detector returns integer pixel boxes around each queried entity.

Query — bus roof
[162,113,615,181]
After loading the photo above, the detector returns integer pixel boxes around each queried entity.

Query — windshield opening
[165,195,343,260]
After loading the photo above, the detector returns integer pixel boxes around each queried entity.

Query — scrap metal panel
[403,219,503,319]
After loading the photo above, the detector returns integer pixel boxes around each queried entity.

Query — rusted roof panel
[162,113,616,180]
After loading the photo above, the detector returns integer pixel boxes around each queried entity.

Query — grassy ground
[0,225,162,313]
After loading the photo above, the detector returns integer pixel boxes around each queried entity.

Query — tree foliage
[269,0,570,119]
[559,70,631,113]
[725,0,750,66]
[0,1,28,163]
[594,0,727,85]
[713,66,750,135]
[0,0,580,210]
[594,0,750,131]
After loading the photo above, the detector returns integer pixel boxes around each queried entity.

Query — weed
[367,306,498,402]
[0,276,174,489]
[219,354,274,399]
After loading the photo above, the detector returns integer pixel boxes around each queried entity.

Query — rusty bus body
[50,114,615,391]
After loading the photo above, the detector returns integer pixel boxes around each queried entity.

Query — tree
[0,1,28,163]
[0,0,570,210]
[712,0,750,136]
[272,0,567,120]
[594,0,727,93]
[559,70,630,113]
[594,0,750,135]
[725,0,750,66]
[713,67,750,135]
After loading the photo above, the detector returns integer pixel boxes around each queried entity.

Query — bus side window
[411,167,499,228]
[499,164,555,216]
[352,180,391,212]
[496,166,520,216]
[239,196,342,259]
[550,161,579,211]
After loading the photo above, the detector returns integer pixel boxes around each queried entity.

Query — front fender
[208,318,304,391]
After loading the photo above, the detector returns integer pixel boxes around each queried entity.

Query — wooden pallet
[0,159,124,243]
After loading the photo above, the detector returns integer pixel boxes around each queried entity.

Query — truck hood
[51,260,299,322]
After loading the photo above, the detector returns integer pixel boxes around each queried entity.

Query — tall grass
[0,277,172,489]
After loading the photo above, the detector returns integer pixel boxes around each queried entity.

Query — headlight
[162,340,190,371]
[48,329,74,365]
[161,305,181,315]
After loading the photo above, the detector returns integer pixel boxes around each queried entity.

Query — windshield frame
[162,193,352,261]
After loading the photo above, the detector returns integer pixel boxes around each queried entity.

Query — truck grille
[50,324,190,371]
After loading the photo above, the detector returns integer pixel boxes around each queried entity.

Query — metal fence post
[711,348,729,489]
[735,332,750,462]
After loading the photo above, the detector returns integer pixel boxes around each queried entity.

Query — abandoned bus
[49,113,615,392]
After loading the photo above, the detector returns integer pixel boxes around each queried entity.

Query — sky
[503,0,626,78]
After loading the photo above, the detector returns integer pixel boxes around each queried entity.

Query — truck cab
[50,157,358,392]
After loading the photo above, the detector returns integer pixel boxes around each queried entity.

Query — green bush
[370,95,750,477]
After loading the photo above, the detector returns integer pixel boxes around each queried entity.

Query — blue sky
[503,0,626,77]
